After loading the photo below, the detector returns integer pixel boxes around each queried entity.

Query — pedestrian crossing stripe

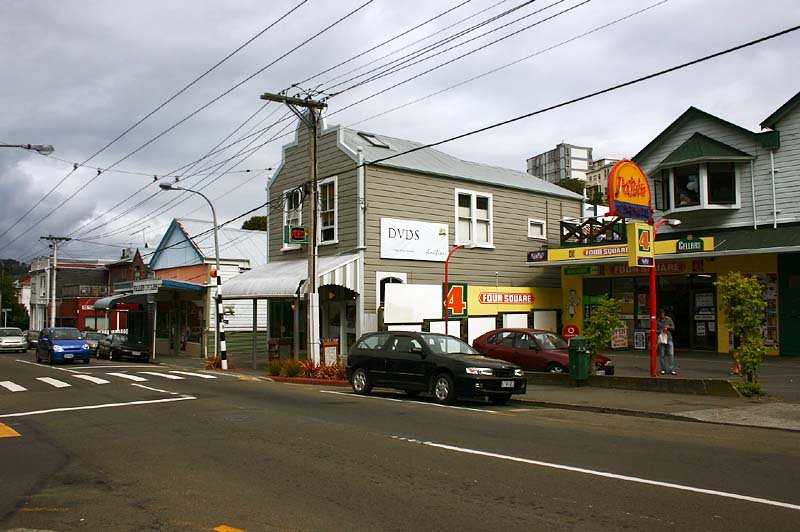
[138,372,184,380]
[0,381,27,392]
[107,372,148,382]
[0,422,21,438]
[72,375,110,385]
[36,377,70,388]
[169,371,217,379]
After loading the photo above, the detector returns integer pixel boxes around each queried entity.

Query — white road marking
[107,372,148,382]
[131,383,179,395]
[138,371,185,380]
[36,377,71,388]
[71,374,110,385]
[320,390,498,413]
[393,437,800,512]
[17,359,80,373]
[0,396,196,418]
[169,370,217,379]
[0,381,27,392]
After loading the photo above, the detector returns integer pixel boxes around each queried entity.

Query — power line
[1,1,309,247]
[348,0,670,128]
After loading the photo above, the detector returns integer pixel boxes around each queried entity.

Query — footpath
[153,348,800,433]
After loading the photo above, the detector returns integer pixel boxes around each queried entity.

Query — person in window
[657,309,676,375]
[678,175,699,206]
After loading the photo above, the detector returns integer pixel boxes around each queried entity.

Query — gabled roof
[337,127,582,201]
[761,90,800,130]
[656,133,753,169]
[633,107,760,164]
[175,219,267,266]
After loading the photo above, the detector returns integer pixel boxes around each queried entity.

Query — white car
[0,327,28,353]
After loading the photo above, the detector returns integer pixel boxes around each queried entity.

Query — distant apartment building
[585,157,620,203]
[526,143,593,183]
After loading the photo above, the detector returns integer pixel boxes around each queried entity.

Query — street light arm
[0,143,54,155]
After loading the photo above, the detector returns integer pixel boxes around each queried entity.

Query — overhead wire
[2,0,370,254]
[0,0,309,248]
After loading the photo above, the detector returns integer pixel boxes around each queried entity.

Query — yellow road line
[0,422,20,438]
[214,526,245,532]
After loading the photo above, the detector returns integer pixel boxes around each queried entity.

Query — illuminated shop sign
[607,160,653,221]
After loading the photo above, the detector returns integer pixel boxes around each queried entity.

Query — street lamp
[649,217,681,377]
[0,143,54,155]
[159,182,227,370]
[443,244,474,335]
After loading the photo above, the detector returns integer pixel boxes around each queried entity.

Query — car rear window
[0,328,24,337]
[84,332,105,340]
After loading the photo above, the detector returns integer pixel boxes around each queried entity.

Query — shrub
[300,358,320,378]
[584,295,623,355]
[735,380,764,397]
[716,272,767,385]
[267,359,282,376]
[282,358,302,377]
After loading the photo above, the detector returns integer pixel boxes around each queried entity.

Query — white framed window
[282,187,303,251]
[528,218,546,240]
[455,189,493,247]
[318,176,338,244]
[655,162,741,213]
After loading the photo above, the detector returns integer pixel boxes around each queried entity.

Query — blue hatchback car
[36,327,91,365]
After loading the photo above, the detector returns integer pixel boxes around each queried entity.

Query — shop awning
[93,293,139,310]
[222,253,360,300]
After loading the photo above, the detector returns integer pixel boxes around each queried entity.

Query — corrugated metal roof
[222,254,360,299]
[176,219,267,267]
[338,127,582,201]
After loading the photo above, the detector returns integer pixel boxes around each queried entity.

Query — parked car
[35,327,90,364]
[82,331,106,356]
[472,328,615,375]
[96,333,149,362]
[0,327,28,353]
[23,330,39,348]
[346,331,527,405]
[96,333,127,360]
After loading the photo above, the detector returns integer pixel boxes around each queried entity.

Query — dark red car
[472,328,614,375]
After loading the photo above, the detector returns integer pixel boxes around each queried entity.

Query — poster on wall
[634,330,647,350]
[696,323,706,337]
[380,218,448,262]
[611,327,628,349]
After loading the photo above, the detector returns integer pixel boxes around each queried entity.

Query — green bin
[568,336,591,383]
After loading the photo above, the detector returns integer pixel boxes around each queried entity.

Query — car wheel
[35,351,41,363]
[432,373,456,405]
[83,358,90,364]
[404,390,420,398]
[47,351,54,365]
[351,368,372,395]
[546,363,565,373]
[489,394,511,406]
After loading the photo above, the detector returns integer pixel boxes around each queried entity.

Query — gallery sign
[677,235,704,253]
[380,218,448,262]
[607,160,653,220]
[133,279,162,294]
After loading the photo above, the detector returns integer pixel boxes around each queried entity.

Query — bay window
[654,162,740,212]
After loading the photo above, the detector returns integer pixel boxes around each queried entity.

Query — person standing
[657,308,676,375]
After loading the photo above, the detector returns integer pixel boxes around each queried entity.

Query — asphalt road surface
[1,352,798,531]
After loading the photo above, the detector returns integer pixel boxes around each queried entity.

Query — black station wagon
[346,331,527,405]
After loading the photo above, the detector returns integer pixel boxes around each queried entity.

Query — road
[1,351,799,531]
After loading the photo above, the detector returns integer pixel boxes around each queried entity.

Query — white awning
[222,254,360,300]
[93,294,137,310]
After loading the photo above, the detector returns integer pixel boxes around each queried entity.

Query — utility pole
[260,91,327,363]
[40,235,71,328]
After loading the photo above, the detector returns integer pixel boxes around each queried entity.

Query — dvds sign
[608,160,652,220]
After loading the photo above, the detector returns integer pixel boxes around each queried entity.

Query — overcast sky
[1,0,798,264]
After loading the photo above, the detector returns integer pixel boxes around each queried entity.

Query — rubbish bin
[568,336,591,383]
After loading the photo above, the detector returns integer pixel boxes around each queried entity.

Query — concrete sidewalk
[153,351,800,433]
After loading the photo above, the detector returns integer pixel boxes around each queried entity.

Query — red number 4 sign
[445,283,467,317]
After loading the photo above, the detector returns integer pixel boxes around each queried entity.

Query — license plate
[501,380,514,388]
[132,351,141,356]
[64,353,73,359]
[596,370,605,375]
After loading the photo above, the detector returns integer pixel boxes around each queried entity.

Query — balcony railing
[560,216,627,246]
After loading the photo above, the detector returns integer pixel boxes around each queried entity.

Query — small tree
[555,178,586,196]
[584,295,623,355]
[241,216,267,231]
[716,272,767,395]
